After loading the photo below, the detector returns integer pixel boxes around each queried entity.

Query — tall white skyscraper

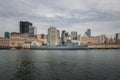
[48,27,60,46]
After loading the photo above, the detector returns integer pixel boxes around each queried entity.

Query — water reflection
[0,50,120,80]
[77,51,92,80]
[47,51,60,80]
[11,51,35,80]
[37,51,61,80]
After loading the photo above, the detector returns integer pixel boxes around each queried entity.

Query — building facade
[36,34,47,45]
[85,29,91,37]
[48,27,60,46]
[61,30,70,43]
[61,30,66,42]
[0,37,9,47]
[80,36,100,45]
[29,26,37,35]
[39,34,47,39]
[22,40,43,48]
[115,33,120,42]
[71,31,77,40]
[20,21,33,34]
[99,34,108,43]
[4,32,10,38]
[9,35,44,48]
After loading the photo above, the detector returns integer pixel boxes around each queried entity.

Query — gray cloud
[0,0,120,36]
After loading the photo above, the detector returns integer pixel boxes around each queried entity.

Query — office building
[48,27,60,46]
[20,21,32,34]
[61,30,66,42]
[77,34,81,41]
[61,30,69,43]
[35,34,47,45]
[4,32,10,38]
[71,31,77,40]
[115,33,120,42]
[85,29,91,37]
[29,26,37,35]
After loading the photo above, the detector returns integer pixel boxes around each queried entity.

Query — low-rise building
[0,37,9,47]
[80,36,100,45]
[35,34,47,45]
[22,40,42,48]
[99,34,108,43]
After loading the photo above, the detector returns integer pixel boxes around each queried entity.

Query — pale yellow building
[35,35,47,45]
[0,34,45,48]
[80,36,100,45]
[9,35,36,48]
[10,37,27,47]
[22,40,43,48]
[48,27,60,46]
[0,37,9,47]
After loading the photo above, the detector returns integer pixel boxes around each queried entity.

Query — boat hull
[31,46,88,50]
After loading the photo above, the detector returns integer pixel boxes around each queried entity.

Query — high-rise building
[85,29,91,37]
[29,26,37,35]
[61,30,66,42]
[77,34,81,41]
[115,33,120,42]
[99,34,108,43]
[61,30,69,42]
[71,31,77,40]
[20,21,33,34]
[48,27,60,46]
[4,32,10,38]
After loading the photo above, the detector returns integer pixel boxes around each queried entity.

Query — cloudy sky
[0,0,120,37]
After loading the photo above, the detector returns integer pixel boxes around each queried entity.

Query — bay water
[0,50,120,80]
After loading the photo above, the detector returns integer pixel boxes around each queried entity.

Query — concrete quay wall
[88,44,120,49]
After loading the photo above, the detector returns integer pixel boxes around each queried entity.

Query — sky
[0,0,120,37]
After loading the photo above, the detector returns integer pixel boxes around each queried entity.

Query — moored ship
[31,45,88,50]
[31,40,88,50]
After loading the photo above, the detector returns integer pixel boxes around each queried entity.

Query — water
[0,50,120,80]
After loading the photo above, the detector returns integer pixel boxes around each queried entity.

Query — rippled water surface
[0,50,120,80]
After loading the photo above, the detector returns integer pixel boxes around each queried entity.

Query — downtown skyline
[0,0,120,37]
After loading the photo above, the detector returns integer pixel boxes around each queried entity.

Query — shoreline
[0,48,120,50]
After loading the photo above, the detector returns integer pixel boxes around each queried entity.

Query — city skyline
[0,0,120,37]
